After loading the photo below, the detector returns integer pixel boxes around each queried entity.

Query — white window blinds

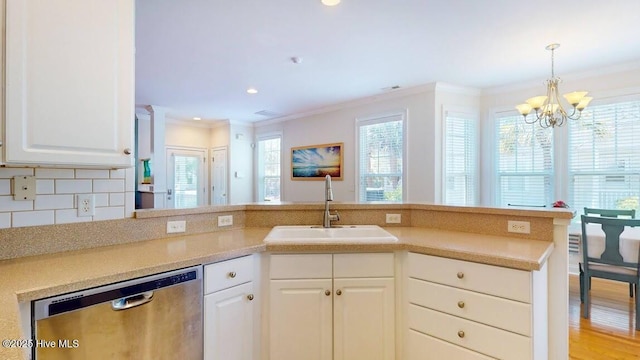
[495,114,554,207]
[444,111,478,205]
[357,113,404,202]
[257,135,281,201]
[569,100,640,213]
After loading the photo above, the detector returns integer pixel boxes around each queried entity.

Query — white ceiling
[135,0,640,123]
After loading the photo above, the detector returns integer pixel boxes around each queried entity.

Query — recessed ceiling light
[247,88,258,94]
[193,117,201,121]
[321,0,341,6]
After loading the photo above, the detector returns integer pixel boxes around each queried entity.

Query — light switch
[12,176,37,201]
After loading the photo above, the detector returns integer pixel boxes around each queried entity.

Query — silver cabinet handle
[111,291,154,311]
[325,290,331,296]
[457,272,464,279]
[458,301,465,309]
[336,289,342,296]
[458,330,465,338]
[228,271,236,278]
[124,148,132,155]
[247,294,254,301]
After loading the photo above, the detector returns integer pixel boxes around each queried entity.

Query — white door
[210,147,228,205]
[270,279,333,360]
[4,0,134,168]
[333,277,395,360]
[204,282,254,360]
[166,148,206,208]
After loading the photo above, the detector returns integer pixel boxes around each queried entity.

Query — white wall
[255,83,481,203]
[229,123,255,203]
[166,121,211,149]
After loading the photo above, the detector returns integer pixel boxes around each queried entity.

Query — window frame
[355,110,407,203]
[255,132,283,202]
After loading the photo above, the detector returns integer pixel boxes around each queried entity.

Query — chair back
[581,215,640,268]
[584,207,636,218]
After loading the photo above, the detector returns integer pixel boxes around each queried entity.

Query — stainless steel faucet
[323,175,339,227]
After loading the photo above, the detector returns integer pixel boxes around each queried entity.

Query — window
[357,112,404,202]
[569,100,640,213]
[256,134,282,201]
[444,110,478,205]
[495,113,554,207]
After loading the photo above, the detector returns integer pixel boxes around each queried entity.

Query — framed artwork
[291,142,343,180]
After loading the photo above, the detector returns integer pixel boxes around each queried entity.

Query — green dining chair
[580,215,640,330]
[582,207,637,298]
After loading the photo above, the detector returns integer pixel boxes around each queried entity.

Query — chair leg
[579,269,584,303]
[582,273,590,319]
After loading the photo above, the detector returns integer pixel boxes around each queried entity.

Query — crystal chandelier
[516,43,592,128]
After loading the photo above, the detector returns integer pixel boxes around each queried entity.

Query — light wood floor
[569,274,639,359]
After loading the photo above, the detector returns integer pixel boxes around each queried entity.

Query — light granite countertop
[0,226,553,360]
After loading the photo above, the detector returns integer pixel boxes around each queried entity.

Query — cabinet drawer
[408,252,531,303]
[407,329,493,360]
[333,253,394,278]
[270,254,332,279]
[408,278,531,336]
[408,304,531,360]
[205,255,254,294]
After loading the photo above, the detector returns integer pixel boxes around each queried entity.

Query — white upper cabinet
[3,0,135,168]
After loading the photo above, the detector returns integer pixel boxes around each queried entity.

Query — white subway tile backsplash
[0,196,34,211]
[110,193,125,206]
[13,210,54,228]
[1,167,133,229]
[125,191,135,218]
[0,180,10,195]
[0,213,11,228]
[55,209,92,224]
[56,179,92,194]
[94,206,124,221]
[0,168,34,178]
[35,194,74,210]
[94,179,125,193]
[35,168,74,179]
[36,180,55,194]
[125,167,136,192]
[110,169,126,179]
[94,193,110,207]
[76,169,110,179]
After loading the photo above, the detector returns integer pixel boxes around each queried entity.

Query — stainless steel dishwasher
[32,266,203,360]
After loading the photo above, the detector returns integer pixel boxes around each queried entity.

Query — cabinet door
[333,277,395,360]
[270,279,333,360]
[204,282,254,360]
[5,0,134,168]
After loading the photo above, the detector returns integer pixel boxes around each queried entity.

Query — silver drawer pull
[457,301,465,309]
[458,330,465,338]
[457,272,464,279]
[228,271,237,278]
[247,294,254,301]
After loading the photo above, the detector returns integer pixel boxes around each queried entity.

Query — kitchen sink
[264,225,398,243]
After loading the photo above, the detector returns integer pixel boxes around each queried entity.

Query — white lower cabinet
[406,252,548,360]
[204,255,256,360]
[269,253,395,360]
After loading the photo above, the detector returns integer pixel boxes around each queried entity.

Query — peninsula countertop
[0,226,554,360]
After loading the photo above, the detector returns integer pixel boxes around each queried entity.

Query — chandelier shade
[516,43,592,128]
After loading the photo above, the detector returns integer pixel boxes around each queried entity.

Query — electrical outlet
[218,215,233,227]
[507,220,530,234]
[386,214,401,224]
[167,220,186,233]
[77,194,95,217]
